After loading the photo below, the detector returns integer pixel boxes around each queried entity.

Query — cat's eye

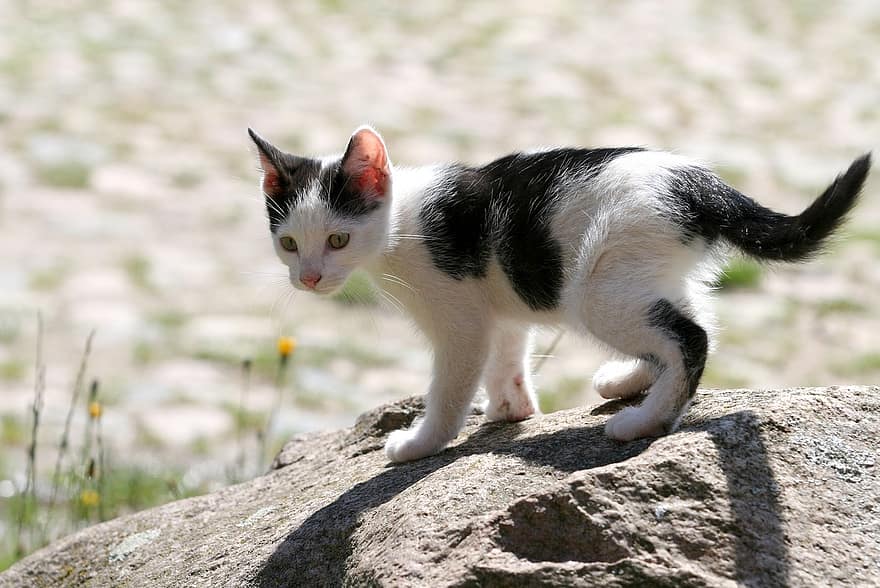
[328,232,350,249]
[279,236,298,252]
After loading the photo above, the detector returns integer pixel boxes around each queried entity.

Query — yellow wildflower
[88,401,102,419]
[80,489,100,507]
[277,336,296,358]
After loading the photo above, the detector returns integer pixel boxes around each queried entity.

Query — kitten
[249,126,870,463]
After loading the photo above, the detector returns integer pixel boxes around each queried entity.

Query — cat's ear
[341,126,392,201]
[248,128,289,199]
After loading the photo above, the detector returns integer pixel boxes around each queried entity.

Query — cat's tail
[712,153,871,262]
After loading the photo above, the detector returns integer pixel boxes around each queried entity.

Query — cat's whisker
[337,171,355,195]
[380,273,416,293]
[265,197,288,219]
[252,184,289,217]
[379,290,405,315]
[362,308,381,339]
[392,236,431,242]
[269,286,298,319]
[252,280,290,303]
[268,288,287,316]
[240,271,288,278]
[280,287,299,319]
[325,159,336,198]
[263,197,284,214]
[394,233,438,241]
[382,298,405,316]
[336,285,384,339]
[380,278,414,294]
[245,278,290,286]
[253,275,291,287]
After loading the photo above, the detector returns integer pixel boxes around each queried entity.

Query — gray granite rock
[3,387,878,587]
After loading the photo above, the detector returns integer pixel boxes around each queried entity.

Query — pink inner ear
[343,129,390,199]
[259,154,283,197]
[354,166,387,197]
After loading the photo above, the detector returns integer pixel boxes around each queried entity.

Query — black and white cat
[249,126,870,463]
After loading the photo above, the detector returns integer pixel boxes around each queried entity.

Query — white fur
[592,358,656,400]
[482,323,541,422]
[266,133,727,462]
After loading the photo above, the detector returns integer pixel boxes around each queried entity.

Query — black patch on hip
[647,299,708,404]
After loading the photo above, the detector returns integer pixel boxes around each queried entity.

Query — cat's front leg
[482,324,540,422]
[385,316,490,463]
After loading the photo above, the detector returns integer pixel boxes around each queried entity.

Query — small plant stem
[76,381,98,524]
[260,354,289,469]
[16,312,45,558]
[236,359,252,480]
[46,330,95,536]
[94,381,105,521]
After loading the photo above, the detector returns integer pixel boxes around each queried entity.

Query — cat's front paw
[604,406,667,441]
[384,427,447,463]
[482,396,539,422]
[483,373,540,422]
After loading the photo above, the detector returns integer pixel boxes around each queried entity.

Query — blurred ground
[0,0,879,550]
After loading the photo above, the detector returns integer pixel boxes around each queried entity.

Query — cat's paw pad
[482,397,539,422]
[593,360,652,400]
[604,406,666,441]
[384,428,446,463]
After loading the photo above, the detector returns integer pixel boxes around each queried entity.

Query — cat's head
[249,126,393,295]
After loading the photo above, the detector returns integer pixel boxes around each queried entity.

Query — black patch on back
[419,147,643,311]
[419,168,494,279]
[647,299,708,410]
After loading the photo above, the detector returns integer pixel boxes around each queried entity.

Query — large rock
[3,387,878,587]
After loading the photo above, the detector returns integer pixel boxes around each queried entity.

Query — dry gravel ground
[0,0,878,547]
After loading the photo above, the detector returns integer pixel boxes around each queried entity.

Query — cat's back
[418,146,650,217]
[480,146,647,188]
[413,147,655,311]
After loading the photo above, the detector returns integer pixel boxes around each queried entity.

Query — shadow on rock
[255,408,788,587]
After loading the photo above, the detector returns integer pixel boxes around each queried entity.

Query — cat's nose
[300,272,322,289]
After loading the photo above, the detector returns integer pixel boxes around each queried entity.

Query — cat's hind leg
[482,324,540,421]
[570,250,711,441]
[592,358,657,400]
[601,299,708,441]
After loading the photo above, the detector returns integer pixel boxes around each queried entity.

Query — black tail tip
[836,152,872,201]
[849,152,872,177]
[841,151,872,187]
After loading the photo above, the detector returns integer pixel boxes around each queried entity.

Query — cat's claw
[384,427,447,463]
[604,406,666,441]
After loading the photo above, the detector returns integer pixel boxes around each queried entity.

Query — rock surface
[3,387,879,587]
